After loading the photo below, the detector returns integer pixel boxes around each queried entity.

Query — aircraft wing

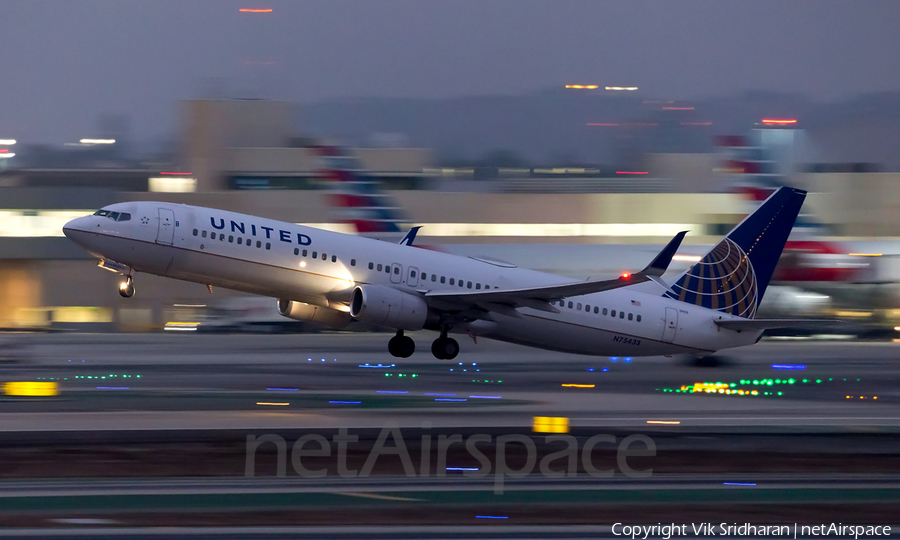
[714,319,838,332]
[423,231,687,317]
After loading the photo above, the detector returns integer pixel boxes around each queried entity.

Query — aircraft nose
[62,216,92,239]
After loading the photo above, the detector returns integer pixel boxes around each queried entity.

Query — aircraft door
[390,263,403,284]
[407,266,419,287]
[662,307,678,343]
[156,208,175,245]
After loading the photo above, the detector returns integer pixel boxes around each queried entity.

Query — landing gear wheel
[431,337,459,360]
[388,331,415,358]
[119,277,135,298]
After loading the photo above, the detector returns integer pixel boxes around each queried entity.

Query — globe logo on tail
[665,237,758,318]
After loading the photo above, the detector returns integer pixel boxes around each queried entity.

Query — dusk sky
[2,1,900,144]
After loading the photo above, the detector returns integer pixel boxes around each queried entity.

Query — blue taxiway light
[435,398,467,402]
[476,516,508,519]
[267,388,298,391]
[329,401,361,404]
[723,482,757,486]
[96,387,129,390]
[377,390,408,394]
[468,395,501,399]
[772,364,806,370]
[446,467,479,471]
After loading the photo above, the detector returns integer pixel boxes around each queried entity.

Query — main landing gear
[119,275,135,298]
[431,328,459,360]
[388,330,415,358]
[387,328,460,360]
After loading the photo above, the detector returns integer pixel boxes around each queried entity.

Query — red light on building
[616,171,649,175]
[160,172,193,175]
[761,119,797,125]
[0,149,7,153]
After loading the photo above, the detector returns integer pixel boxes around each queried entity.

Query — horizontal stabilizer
[715,318,838,332]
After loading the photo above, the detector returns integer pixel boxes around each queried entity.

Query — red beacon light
[621,272,630,279]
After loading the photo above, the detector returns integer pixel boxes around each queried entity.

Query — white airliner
[63,187,807,360]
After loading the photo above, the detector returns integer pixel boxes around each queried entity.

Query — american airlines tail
[664,187,807,319]
[313,145,411,237]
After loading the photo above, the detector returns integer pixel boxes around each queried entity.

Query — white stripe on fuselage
[70,201,759,357]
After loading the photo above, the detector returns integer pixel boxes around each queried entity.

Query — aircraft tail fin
[313,145,410,235]
[663,186,807,318]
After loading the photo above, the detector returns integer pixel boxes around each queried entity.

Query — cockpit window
[109,212,120,221]
[93,210,110,217]
[117,213,131,221]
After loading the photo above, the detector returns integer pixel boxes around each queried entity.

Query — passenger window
[385,266,390,274]
[585,304,590,312]
[238,238,243,245]
[619,311,625,319]
[228,235,234,243]
[628,313,633,320]
[351,259,356,266]
[118,213,131,221]
[193,229,198,236]
[377,264,382,271]
[266,243,271,250]
[637,314,642,322]
[332,255,337,262]
[611,310,616,317]
[302,250,308,257]
[294,248,299,255]
[109,212,120,221]
[313,252,318,258]
[322,253,327,261]
[594,306,599,314]
[421,273,426,280]
[467,281,472,289]
[369,262,374,269]
[220,234,226,241]
[577,303,582,310]
[485,285,490,289]
[568,301,573,308]
[476,283,481,290]
[559,300,564,307]
[441,276,446,284]
[411,271,416,278]
[246,238,251,245]
[432,275,437,282]
[450,278,455,285]
[394,267,400,275]
[459,280,464,287]
[202,231,207,238]
[256,241,261,248]
[603,308,608,315]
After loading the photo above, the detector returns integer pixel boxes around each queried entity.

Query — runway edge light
[533,416,569,433]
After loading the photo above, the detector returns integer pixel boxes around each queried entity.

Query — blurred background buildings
[2,94,900,333]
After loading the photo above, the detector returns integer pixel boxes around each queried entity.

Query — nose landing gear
[388,330,415,358]
[119,276,135,298]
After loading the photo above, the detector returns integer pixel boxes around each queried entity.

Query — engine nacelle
[277,299,351,329]
[350,285,433,330]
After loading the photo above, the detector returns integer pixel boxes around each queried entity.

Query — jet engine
[350,285,435,330]
[277,299,351,329]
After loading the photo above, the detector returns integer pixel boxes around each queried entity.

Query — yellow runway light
[257,402,290,406]
[561,383,595,388]
[5,381,58,396]
[533,416,569,433]
[647,420,680,425]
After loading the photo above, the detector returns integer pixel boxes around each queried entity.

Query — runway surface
[1,333,899,529]
[0,333,898,430]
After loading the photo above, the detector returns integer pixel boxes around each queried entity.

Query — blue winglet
[399,226,422,246]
